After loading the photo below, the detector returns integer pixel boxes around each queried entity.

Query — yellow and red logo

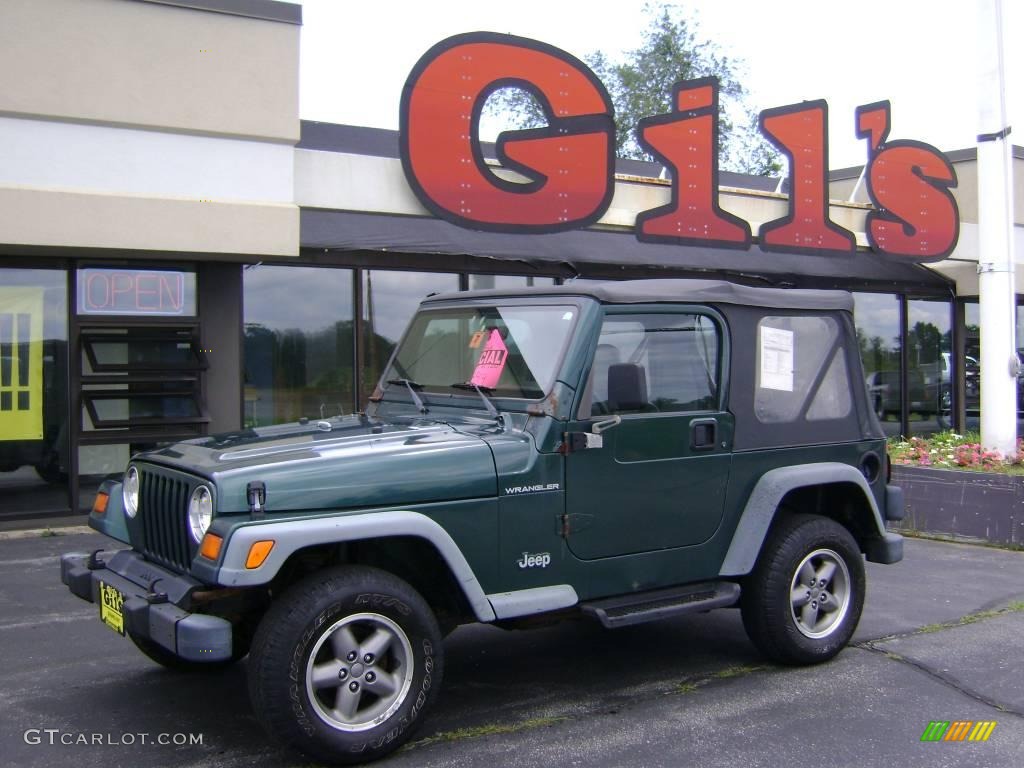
[921,721,997,742]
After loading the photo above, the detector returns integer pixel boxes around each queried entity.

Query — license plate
[99,581,126,636]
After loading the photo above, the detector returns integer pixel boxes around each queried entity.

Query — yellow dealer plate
[99,581,126,636]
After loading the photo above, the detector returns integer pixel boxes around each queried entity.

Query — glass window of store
[243,265,355,426]
[0,268,69,518]
[1018,305,1024,435]
[468,275,557,290]
[965,302,981,431]
[907,299,952,435]
[362,271,459,403]
[853,293,901,437]
[961,301,1023,436]
[855,294,952,436]
[75,267,204,510]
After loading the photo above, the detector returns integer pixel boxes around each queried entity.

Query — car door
[564,307,733,560]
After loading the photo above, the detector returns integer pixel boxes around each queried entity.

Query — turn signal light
[245,540,275,569]
[199,533,223,561]
[91,491,109,516]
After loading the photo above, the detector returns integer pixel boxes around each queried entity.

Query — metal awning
[301,209,953,293]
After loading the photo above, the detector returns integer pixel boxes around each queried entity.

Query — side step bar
[581,581,741,629]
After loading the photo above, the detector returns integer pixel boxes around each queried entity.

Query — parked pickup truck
[61,279,904,764]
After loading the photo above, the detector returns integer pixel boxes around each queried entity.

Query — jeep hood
[137,416,498,513]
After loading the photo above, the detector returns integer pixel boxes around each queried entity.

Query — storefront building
[1,0,1023,521]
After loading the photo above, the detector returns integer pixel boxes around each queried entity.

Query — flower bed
[888,431,1024,545]
[888,431,1024,474]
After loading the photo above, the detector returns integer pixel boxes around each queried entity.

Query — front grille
[138,467,195,572]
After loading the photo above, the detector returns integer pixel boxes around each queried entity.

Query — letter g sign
[400,32,615,233]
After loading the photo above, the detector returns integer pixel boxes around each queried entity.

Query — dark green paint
[112,292,895,607]
[564,411,735,559]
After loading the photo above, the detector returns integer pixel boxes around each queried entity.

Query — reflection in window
[907,299,951,436]
[388,305,576,399]
[243,265,354,426]
[363,271,459,402]
[588,314,719,415]
[966,302,981,425]
[1018,306,1024,432]
[853,293,901,437]
[78,325,206,443]
[86,393,200,424]
[81,330,205,370]
[468,275,557,291]
[0,268,69,516]
[964,302,1023,436]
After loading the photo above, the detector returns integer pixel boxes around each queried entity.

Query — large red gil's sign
[400,32,959,262]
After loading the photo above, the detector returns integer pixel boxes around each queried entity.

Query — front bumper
[884,485,905,522]
[61,550,233,662]
[865,532,903,564]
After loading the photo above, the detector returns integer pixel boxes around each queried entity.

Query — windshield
[384,304,578,399]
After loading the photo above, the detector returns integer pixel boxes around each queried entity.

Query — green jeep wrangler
[61,279,903,764]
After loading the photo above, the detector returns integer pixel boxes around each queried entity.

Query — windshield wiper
[386,378,428,414]
[450,382,501,421]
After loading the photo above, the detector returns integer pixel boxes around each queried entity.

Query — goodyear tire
[741,514,865,665]
[247,565,442,764]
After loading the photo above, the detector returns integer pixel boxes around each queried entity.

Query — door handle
[690,418,717,450]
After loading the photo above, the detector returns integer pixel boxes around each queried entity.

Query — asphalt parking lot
[1,527,1022,768]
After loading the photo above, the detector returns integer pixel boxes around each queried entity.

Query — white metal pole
[977,0,1017,457]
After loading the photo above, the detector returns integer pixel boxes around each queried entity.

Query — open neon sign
[78,268,192,316]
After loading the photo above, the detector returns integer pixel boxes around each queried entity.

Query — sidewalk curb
[0,525,94,541]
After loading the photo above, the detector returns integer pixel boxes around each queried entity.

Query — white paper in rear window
[760,326,794,392]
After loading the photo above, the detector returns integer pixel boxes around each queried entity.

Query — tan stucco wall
[0,0,299,142]
[0,187,298,257]
[952,157,1024,225]
[295,149,873,247]
[953,161,979,223]
[0,0,300,257]
[829,154,1024,227]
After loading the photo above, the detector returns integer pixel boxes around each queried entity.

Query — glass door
[0,268,70,520]
[73,267,207,508]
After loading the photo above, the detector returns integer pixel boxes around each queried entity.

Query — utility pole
[977,0,1018,457]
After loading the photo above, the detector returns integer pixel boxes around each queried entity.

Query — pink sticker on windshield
[470,329,508,389]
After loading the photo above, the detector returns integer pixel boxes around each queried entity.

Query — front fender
[201,511,496,622]
[88,478,131,545]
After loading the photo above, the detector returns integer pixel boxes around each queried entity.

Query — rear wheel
[741,514,865,665]
[247,565,442,764]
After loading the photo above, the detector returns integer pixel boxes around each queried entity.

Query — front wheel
[741,514,865,665]
[247,566,442,765]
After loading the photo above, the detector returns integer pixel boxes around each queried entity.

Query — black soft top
[423,278,854,312]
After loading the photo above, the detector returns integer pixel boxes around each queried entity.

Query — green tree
[909,321,943,367]
[486,3,780,175]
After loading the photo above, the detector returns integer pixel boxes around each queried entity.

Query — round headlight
[123,466,139,518]
[188,485,214,543]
